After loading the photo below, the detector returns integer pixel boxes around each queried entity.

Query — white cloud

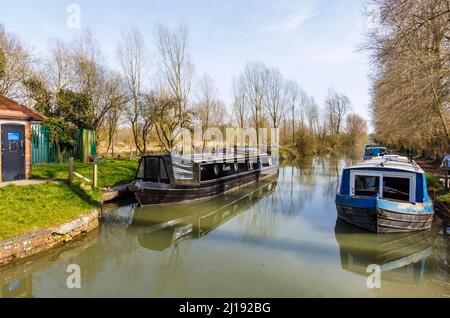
[261,7,318,33]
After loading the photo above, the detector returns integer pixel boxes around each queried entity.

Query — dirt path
[0,179,63,188]
[415,158,446,176]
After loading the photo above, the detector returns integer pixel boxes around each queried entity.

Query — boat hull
[336,194,434,233]
[335,203,433,233]
[134,166,278,206]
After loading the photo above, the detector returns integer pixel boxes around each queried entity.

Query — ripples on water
[0,150,448,297]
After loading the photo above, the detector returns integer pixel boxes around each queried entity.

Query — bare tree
[194,73,217,129]
[154,23,193,127]
[192,74,228,148]
[0,24,32,100]
[325,88,351,135]
[73,31,123,132]
[139,91,159,154]
[241,62,269,145]
[345,113,368,146]
[364,0,450,157]
[116,28,149,154]
[232,76,248,128]
[45,39,74,94]
[285,80,307,143]
[105,74,127,156]
[264,67,287,129]
[305,96,320,135]
[152,90,188,152]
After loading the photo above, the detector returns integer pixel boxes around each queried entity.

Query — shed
[0,95,46,182]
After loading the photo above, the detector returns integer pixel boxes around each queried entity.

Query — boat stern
[335,194,378,232]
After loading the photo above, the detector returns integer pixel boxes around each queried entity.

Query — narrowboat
[364,146,388,160]
[128,148,279,206]
[335,155,434,233]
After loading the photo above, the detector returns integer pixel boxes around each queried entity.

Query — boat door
[1,124,26,181]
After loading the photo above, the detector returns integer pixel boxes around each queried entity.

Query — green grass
[0,182,99,240]
[426,173,450,202]
[32,159,139,188]
[426,173,450,221]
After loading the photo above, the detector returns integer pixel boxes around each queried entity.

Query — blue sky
[0,0,371,121]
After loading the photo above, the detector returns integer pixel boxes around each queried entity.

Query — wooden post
[445,169,448,189]
[68,157,74,185]
[93,164,98,188]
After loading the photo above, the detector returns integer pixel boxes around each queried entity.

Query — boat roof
[173,151,271,164]
[348,155,424,174]
[142,147,272,164]
[365,146,387,150]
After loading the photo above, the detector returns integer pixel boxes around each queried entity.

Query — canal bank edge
[0,209,99,266]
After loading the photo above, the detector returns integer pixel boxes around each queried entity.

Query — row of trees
[232,63,367,154]
[365,0,449,158]
[0,22,367,158]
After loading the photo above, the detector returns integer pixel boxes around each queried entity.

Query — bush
[294,127,316,156]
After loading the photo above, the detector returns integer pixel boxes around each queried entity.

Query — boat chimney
[407,148,413,163]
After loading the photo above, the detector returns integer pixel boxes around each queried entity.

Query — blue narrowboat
[335,155,434,233]
[364,146,388,160]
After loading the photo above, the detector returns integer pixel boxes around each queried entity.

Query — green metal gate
[31,126,96,164]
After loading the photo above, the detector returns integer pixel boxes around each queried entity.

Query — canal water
[1,151,449,297]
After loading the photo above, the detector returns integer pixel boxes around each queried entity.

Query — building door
[1,124,26,181]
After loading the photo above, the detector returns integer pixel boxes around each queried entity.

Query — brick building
[0,95,46,182]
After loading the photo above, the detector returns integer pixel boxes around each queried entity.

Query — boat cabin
[130,148,279,205]
[134,148,277,186]
[340,155,427,204]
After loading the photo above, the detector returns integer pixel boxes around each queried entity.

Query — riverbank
[406,157,450,222]
[0,209,99,265]
[0,182,100,240]
[0,182,100,265]
[0,159,139,265]
[425,173,450,222]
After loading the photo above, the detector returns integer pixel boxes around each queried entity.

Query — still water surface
[1,152,449,297]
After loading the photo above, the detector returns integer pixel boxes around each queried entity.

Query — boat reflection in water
[130,179,278,251]
[334,219,438,284]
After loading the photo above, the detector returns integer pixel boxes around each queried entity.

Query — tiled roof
[0,95,46,121]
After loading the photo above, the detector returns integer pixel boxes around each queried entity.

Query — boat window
[136,159,145,179]
[159,159,169,183]
[144,157,159,182]
[383,177,410,202]
[144,157,170,183]
[355,175,380,197]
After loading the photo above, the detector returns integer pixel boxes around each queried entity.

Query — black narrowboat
[128,148,279,206]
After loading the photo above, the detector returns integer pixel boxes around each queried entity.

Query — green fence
[31,126,96,164]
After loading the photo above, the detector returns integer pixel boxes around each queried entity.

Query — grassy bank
[32,159,139,188]
[426,173,450,221]
[0,182,99,240]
